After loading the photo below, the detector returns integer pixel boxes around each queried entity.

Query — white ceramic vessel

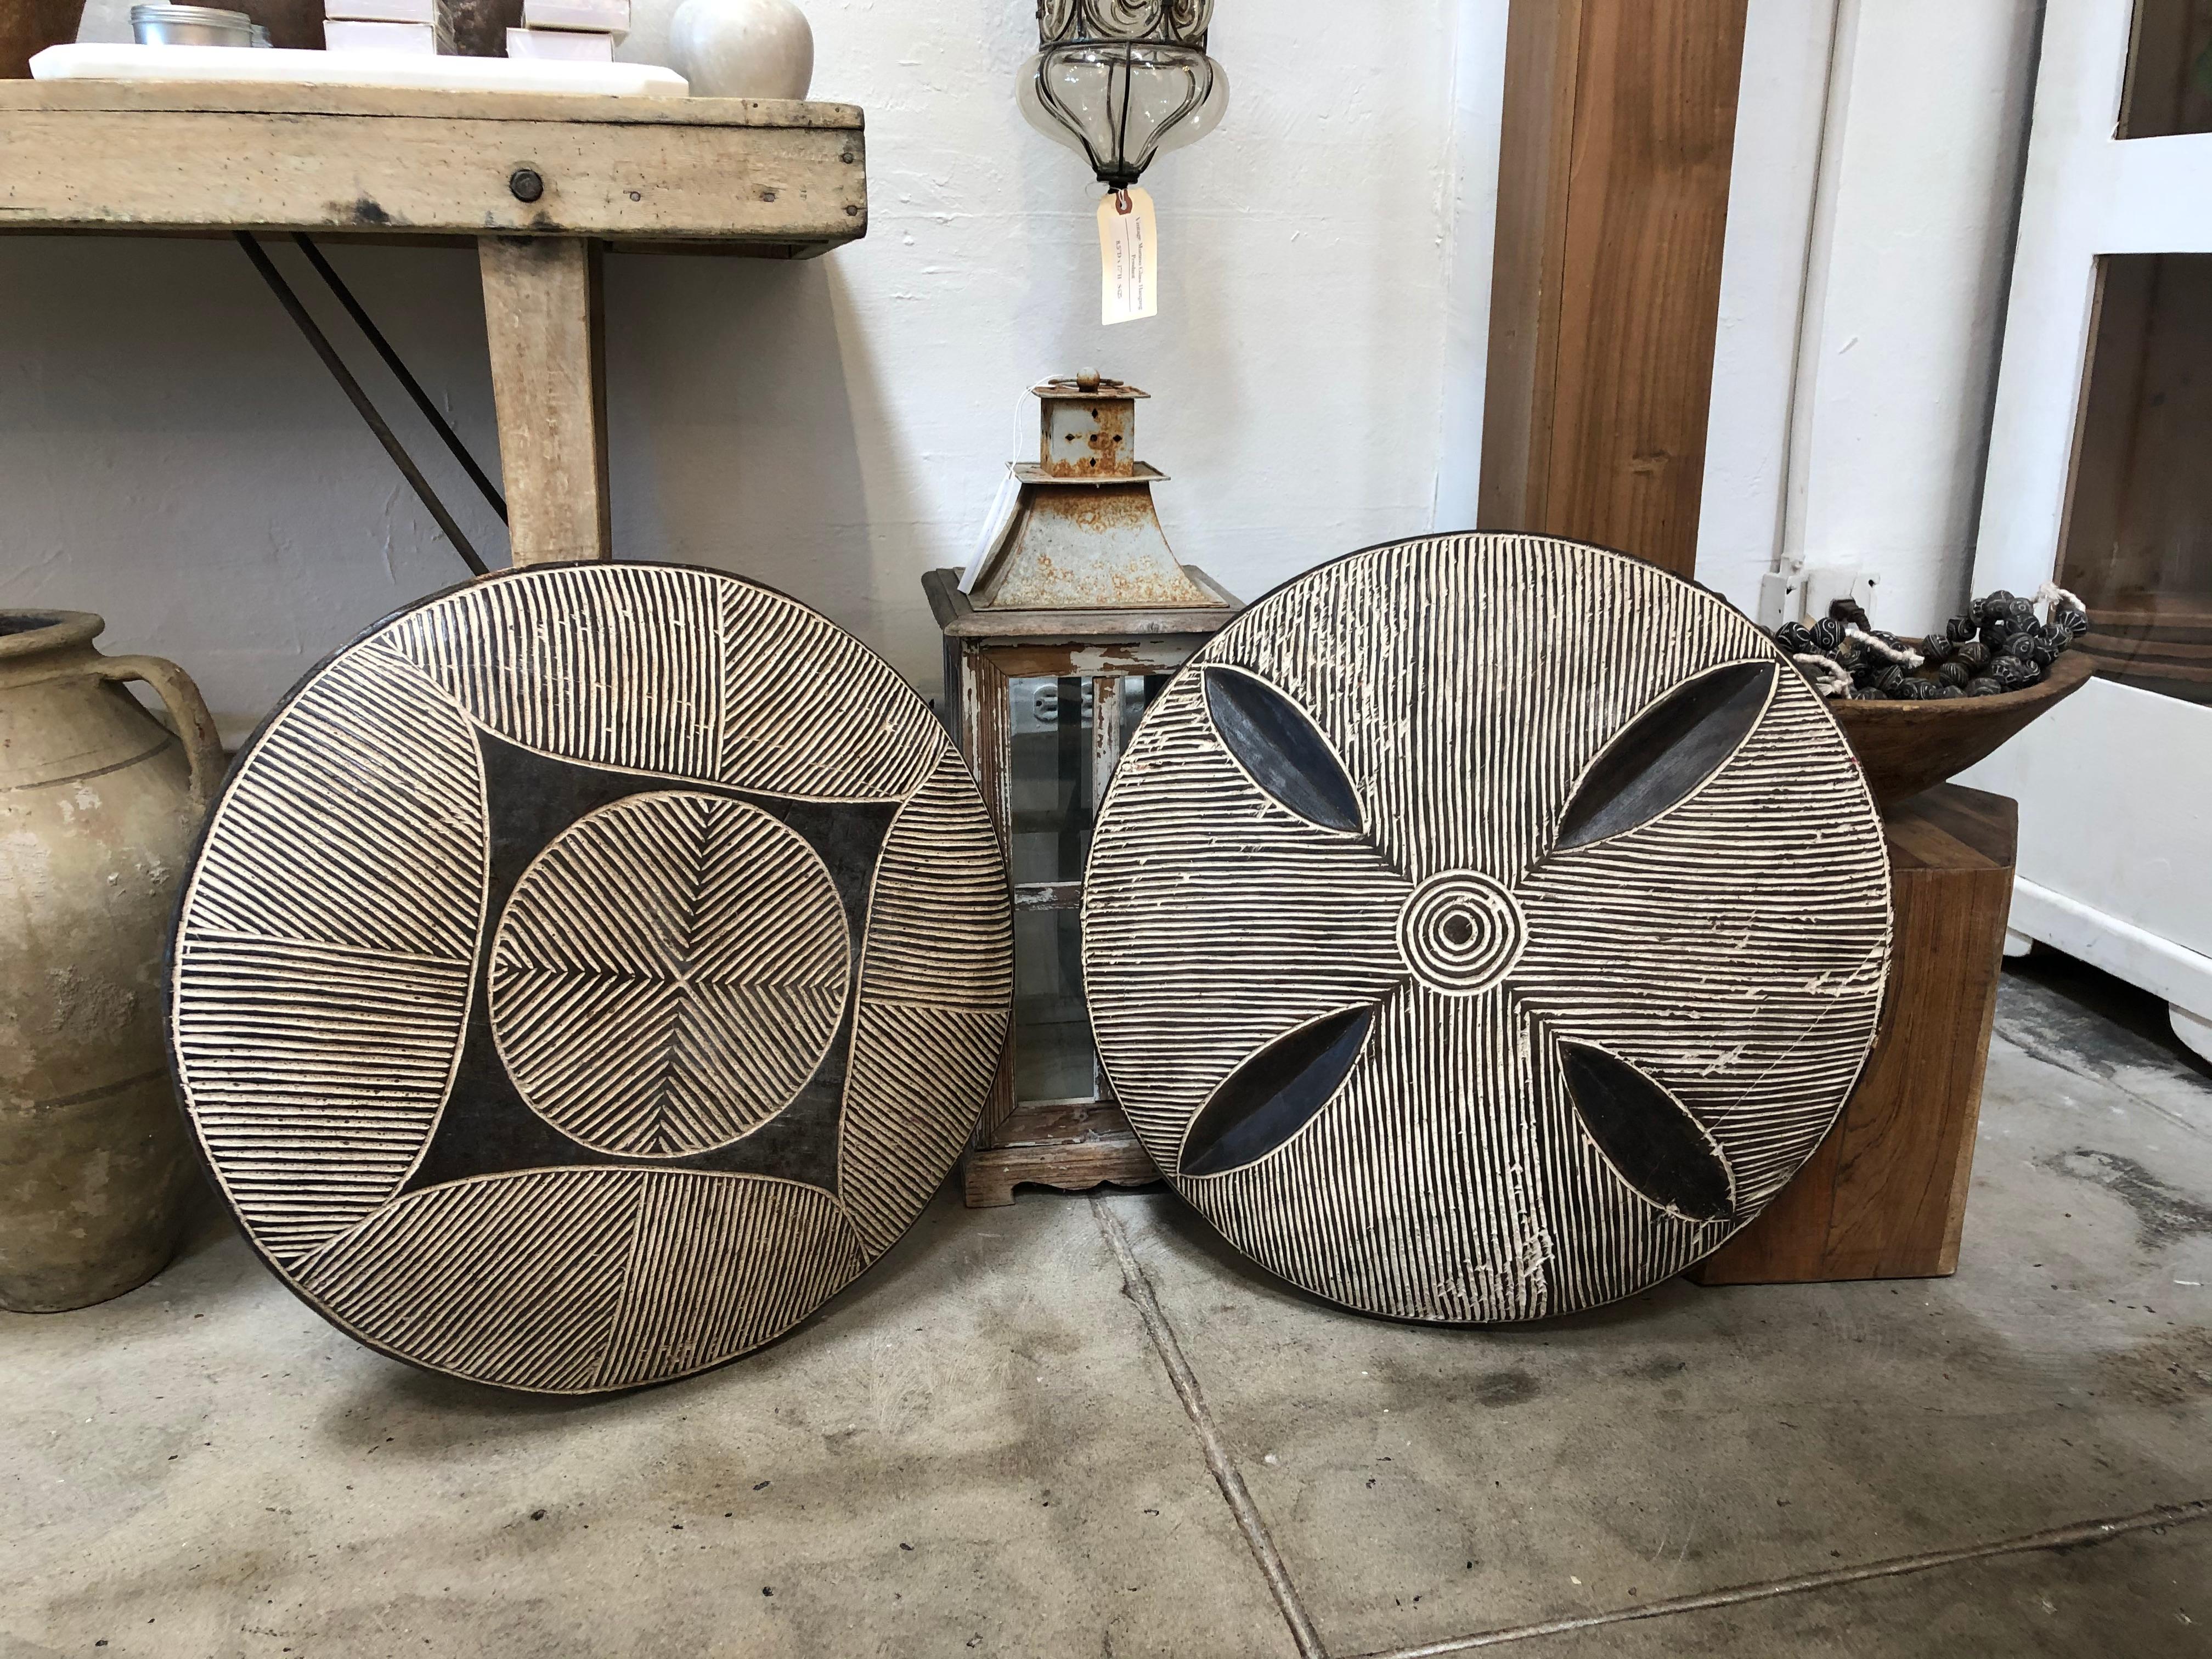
[611,0,681,68]
[665,0,811,99]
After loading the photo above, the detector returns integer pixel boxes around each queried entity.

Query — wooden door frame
[1479,0,1752,579]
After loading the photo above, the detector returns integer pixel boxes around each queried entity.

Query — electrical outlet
[1801,566,1861,623]
[1758,567,1882,629]
[1757,571,1803,630]
[1852,570,1881,618]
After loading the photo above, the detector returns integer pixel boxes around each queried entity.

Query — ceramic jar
[666,0,812,99]
[0,612,222,1312]
[613,0,682,70]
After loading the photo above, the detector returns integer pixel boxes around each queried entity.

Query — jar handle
[96,656,225,812]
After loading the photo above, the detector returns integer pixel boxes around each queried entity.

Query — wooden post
[479,235,611,566]
[1,0,82,79]
[1692,786,2019,1284]
[1479,0,1750,578]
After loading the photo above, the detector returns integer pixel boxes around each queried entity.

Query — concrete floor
[5,961,2210,1658]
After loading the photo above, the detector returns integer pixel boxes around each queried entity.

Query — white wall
[1695,0,1837,612]
[4,0,2058,739]
[3,0,1469,740]
[1431,0,1510,532]
[1698,0,2045,634]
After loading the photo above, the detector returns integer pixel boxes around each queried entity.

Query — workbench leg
[478,235,611,566]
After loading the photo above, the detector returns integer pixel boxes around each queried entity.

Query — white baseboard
[2007,877,2212,1024]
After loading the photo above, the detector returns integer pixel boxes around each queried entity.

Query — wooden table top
[0,80,866,255]
[1884,783,2017,876]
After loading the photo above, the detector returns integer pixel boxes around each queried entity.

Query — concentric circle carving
[169,562,1011,1393]
[1397,870,1524,996]
[490,792,848,1159]
[1084,534,1892,1323]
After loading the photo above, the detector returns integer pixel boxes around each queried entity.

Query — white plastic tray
[29,42,687,98]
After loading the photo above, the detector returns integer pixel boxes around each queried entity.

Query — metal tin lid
[131,4,255,22]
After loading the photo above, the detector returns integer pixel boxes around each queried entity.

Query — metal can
[129,4,258,47]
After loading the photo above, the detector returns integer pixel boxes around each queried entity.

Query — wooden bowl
[1828,648,2095,809]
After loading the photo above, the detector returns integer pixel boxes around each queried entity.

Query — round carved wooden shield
[170,564,1010,1392]
[1083,535,1892,1321]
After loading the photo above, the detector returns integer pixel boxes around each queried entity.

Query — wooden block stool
[1692,784,2018,1285]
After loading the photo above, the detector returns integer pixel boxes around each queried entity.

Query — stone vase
[613,0,683,70]
[666,0,812,99]
[0,612,223,1312]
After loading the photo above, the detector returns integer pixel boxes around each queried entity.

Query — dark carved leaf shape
[1205,668,1362,833]
[1554,661,1775,850]
[1558,1041,1735,1223]
[1181,1006,1374,1177]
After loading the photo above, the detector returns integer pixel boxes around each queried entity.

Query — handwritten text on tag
[1097,187,1159,325]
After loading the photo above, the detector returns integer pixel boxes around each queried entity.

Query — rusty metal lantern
[925,371,1239,1205]
[965,371,1220,608]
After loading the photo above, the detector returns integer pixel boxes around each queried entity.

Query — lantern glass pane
[1008,675,1098,884]
[1153,55,1229,155]
[1021,43,1220,185]
[1013,909,1096,1103]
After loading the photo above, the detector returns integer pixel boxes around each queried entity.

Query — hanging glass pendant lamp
[1018,1,1230,189]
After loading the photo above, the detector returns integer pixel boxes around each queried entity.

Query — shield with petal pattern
[1082,535,1892,1321]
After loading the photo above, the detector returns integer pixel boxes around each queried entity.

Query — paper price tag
[1098,187,1159,325]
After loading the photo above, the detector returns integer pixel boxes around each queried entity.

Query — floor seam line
[1091,1195,1330,1659]
[1340,1497,2212,1657]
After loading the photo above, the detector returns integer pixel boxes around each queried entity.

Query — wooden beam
[1480,0,1750,578]
[479,236,610,565]
[0,82,867,249]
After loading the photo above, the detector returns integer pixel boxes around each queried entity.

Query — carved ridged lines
[173,647,487,1259]
[599,1175,864,1387]
[714,582,943,801]
[1189,991,1555,1322]
[837,750,1014,1254]
[490,793,849,1158]
[1519,1023,1736,1316]
[294,1170,864,1393]
[174,938,473,1262]
[182,647,486,958]
[1218,537,1750,884]
[859,749,1012,1007]
[384,564,724,782]
[1086,534,1890,1321]
[381,566,946,802]
[839,1005,1007,1257]
[1516,682,1888,1212]
[175,563,1012,1389]
[1085,676,1411,1162]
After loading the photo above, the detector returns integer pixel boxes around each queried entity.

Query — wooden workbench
[0,78,867,565]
